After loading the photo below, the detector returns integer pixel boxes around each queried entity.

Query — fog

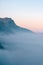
[0,32,43,65]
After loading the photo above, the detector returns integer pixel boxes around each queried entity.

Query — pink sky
[14,17,43,32]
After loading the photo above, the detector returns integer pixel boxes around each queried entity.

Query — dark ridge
[0,17,33,34]
[0,42,4,49]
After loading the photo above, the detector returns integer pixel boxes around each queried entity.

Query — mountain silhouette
[0,17,32,34]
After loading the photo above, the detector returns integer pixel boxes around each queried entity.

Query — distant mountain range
[0,18,32,34]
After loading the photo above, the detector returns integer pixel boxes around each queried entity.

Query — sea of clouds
[0,32,43,65]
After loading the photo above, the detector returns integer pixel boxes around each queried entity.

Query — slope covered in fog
[0,18,32,34]
[1,17,43,65]
[0,32,43,65]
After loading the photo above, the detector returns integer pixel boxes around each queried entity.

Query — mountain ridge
[0,17,32,34]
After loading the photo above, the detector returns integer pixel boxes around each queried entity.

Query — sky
[0,0,43,32]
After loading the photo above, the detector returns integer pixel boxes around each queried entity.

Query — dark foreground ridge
[0,17,32,34]
[0,42,4,49]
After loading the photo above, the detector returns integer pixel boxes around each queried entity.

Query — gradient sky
[0,0,43,32]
